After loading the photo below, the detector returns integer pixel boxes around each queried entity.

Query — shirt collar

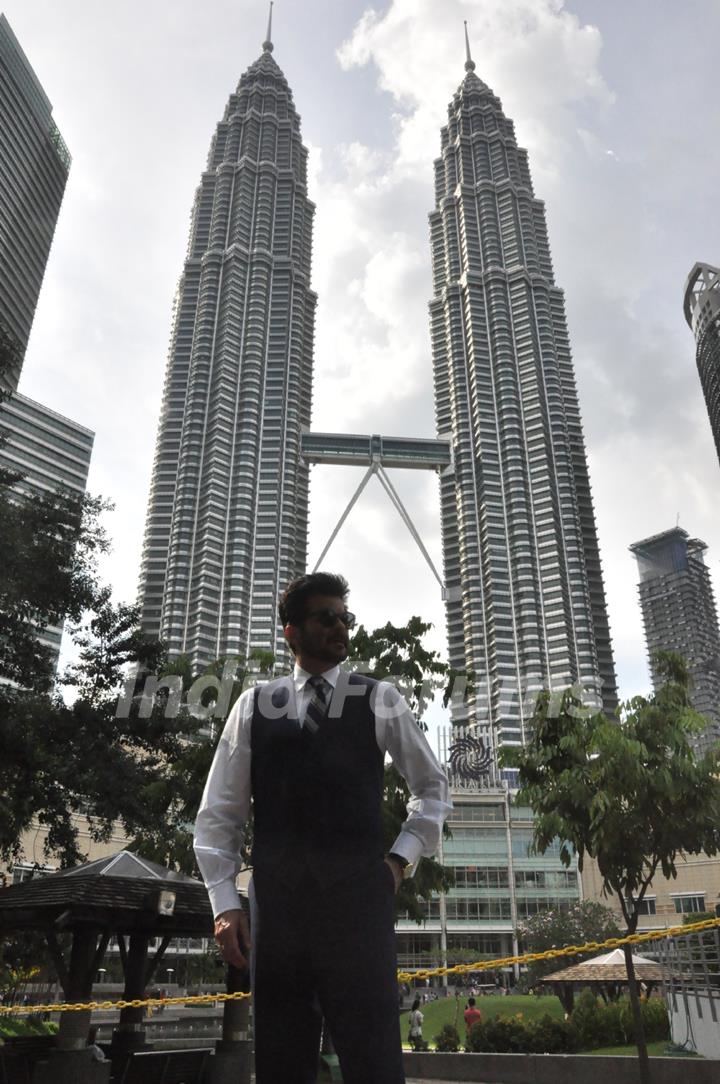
[293,663,340,693]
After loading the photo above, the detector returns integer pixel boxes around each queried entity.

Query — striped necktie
[304,675,331,734]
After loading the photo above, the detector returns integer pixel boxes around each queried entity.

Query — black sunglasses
[304,608,356,630]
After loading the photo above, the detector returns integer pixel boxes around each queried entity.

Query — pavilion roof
[0,850,213,936]
[541,948,666,984]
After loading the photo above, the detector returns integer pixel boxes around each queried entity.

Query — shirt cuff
[207,880,243,919]
[389,831,425,872]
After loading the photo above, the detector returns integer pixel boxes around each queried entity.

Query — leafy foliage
[519,900,621,986]
[0,668,191,868]
[129,650,274,872]
[505,652,720,1081]
[349,616,448,720]
[506,653,720,930]
[349,616,454,920]
[0,1017,57,1039]
[0,481,111,690]
[62,588,164,705]
[0,481,196,866]
[433,1022,461,1051]
[571,989,669,1049]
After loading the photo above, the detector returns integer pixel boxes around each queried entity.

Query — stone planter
[403,1051,719,1084]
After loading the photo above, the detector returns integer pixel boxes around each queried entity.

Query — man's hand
[214,908,250,969]
[384,856,403,893]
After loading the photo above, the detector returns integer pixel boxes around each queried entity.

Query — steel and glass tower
[139,20,316,670]
[684,262,720,467]
[630,527,720,755]
[0,14,70,392]
[430,34,617,753]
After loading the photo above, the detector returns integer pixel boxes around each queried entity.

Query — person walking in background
[464,996,482,1035]
[408,997,424,1051]
[194,572,451,1084]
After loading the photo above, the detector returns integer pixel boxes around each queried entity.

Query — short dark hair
[278,572,349,627]
[467,997,476,1006]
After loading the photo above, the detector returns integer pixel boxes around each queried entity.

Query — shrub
[466,1015,531,1053]
[527,1013,579,1054]
[465,1012,579,1054]
[434,1023,461,1052]
[568,991,669,1050]
[641,997,669,1042]
[570,988,602,1049]
[599,998,629,1046]
[0,1017,55,1039]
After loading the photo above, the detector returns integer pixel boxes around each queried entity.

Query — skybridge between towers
[300,431,452,598]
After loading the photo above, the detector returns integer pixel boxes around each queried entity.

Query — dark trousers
[252,861,406,1084]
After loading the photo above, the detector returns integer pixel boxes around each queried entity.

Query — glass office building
[0,392,94,665]
[395,758,580,977]
[0,14,70,392]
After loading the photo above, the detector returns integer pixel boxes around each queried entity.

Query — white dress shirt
[193,663,452,916]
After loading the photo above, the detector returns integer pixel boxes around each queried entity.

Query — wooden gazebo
[539,948,666,1013]
[0,850,214,1079]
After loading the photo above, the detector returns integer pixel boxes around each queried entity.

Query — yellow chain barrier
[397,914,720,982]
[2,915,718,1016]
[0,991,251,1016]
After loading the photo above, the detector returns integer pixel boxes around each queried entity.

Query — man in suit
[193,571,451,1084]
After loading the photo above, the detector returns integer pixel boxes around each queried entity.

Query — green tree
[135,615,458,909]
[0,479,110,690]
[519,900,621,999]
[0,600,189,867]
[129,649,274,872]
[505,652,720,1084]
[349,617,454,921]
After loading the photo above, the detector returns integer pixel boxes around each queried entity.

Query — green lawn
[401,992,564,1044]
[401,996,694,1058]
[586,1042,698,1058]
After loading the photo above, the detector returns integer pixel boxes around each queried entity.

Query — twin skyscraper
[138,22,618,759]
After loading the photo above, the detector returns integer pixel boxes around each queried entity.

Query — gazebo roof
[0,850,213,936]
[52,850,201,884]
[541,948,666,984]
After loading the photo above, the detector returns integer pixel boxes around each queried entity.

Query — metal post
[436,738,449,989]
[504,791,521,984]
[207,965,252,1084]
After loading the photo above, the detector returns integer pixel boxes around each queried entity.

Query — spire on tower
[263,1,274,52]
[464,20,476,72]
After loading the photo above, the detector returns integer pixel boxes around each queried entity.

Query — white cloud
[6,0,719,714]
[315,0,720,702]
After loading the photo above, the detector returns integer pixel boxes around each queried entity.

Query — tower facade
[0,393,93,668]
[0,14,70,392]
[138,33,316,671]
[684,262,720,466]
[430,47,617,753]
[630,527,720,755]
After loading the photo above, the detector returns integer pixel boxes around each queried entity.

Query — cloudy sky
[6,0,720,712]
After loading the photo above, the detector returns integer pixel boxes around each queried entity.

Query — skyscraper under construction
[630,527,720,755]
[430,36,617,753]
[138,20,316,670]
[684,262,720,467]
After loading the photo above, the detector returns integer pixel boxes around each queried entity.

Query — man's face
[285,593,352,668]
